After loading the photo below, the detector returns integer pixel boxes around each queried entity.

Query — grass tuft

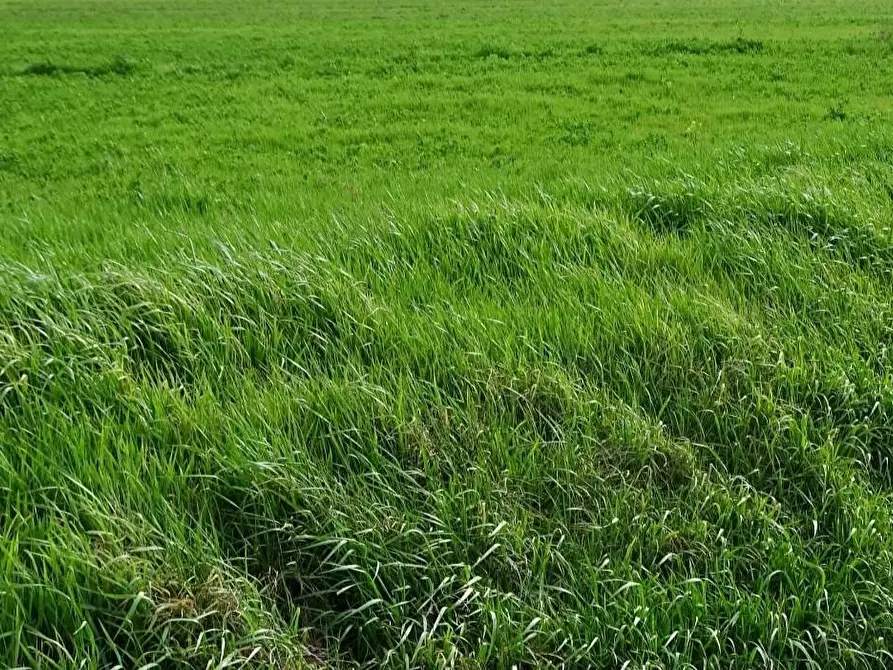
[655,37,765,55]
[20,55,138,78]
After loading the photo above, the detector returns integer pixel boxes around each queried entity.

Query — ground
[2,0,893,667]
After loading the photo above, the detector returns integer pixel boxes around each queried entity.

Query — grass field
[3,0,893,667]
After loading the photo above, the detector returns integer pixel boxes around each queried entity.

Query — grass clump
[20,55,137,78]
[473,44,516,60]
[655,37,765,55]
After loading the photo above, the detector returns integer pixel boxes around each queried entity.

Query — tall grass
[3,177,893,666]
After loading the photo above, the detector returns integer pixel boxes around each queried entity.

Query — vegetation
[3,0,893,666]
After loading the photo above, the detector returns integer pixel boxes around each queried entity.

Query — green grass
[3,0,893,667]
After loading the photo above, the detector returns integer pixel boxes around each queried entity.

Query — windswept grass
[3,0,893,667]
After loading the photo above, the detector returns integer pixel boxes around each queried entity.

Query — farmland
[3,0,893,667]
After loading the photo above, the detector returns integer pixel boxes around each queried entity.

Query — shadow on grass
[19,55,138,78]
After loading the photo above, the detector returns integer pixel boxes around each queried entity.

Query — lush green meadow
[3,0,893,667]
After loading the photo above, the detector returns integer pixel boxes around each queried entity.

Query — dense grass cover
[4,0,893,667]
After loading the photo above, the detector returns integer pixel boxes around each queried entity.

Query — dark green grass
[3,0,893,667]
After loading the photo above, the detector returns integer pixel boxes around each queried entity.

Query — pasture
[2,0,893,667]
